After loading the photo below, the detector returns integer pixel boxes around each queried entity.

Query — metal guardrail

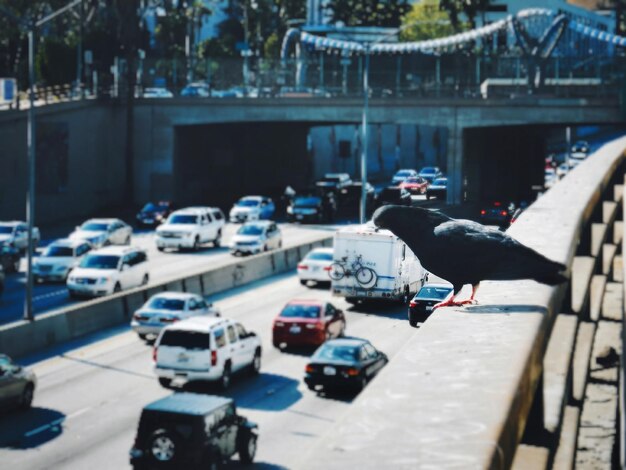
[300,137,626,469]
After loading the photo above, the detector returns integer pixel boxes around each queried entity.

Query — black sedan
[304,338,388,393]
[287,195,334,223]
[478,200,515,227]
[376,186,412,208]
[426,177,447,200]
[0,244,20,273]
[408,283,454,326]
[136,201,173,227]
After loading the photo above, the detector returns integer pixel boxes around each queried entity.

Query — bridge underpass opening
[174,123,311,209]
[464,125,546,206]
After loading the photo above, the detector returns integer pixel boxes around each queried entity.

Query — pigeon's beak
[372,207,388,229]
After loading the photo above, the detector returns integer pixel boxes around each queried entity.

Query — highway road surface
[0,270,425,469]
[0,223,334,325]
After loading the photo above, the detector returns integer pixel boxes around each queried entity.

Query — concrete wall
[0,102,126,224]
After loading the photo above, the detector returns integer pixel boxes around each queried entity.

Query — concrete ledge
[0,236,332,359]
[544,314,578,434]
[303,137,626,469]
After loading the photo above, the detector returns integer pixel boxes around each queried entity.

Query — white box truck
[330,224,428,303]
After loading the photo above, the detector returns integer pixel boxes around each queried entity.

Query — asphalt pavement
[0,270,425,469]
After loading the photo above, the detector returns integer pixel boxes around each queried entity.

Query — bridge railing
[1,53,624,112]
[299,137,626,469]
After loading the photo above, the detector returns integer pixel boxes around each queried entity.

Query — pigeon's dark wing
[433,220,567,284]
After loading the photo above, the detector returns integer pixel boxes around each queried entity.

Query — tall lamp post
[0,0,82,321]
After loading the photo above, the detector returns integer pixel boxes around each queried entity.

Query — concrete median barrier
[0,235,332,359]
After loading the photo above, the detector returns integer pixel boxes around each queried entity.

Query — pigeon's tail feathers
[532,260,568,285]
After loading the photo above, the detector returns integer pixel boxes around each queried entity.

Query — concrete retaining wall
[0,237,332,359]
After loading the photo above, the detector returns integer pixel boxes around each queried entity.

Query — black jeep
[130,393,258,469]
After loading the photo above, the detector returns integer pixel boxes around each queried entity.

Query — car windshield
[43,246,74,257]
[79,254,120,269]
[237,199,260,207]
[395,171,411,177]
[322,176,342,183]
[313,344,359,362]
[0,225,14,234]
[415,287,453,300]
[168,214,197,224]
[432,178,447,186]
[141,203,160,212]
[420,167,436,174]
[280,304,321,319]
[81,222,109,231]
[237,224,264,235]
[159,331,209,349]
[148,297,186,311]
[294,197,320,208]
[306,251,333,261]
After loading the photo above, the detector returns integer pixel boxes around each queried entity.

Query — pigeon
[372,205,568,307]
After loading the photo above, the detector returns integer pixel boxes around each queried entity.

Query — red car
[399,176,428,195]
[272,300,346,348]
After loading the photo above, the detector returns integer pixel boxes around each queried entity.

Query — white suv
[67,246,149,298]
[156,207,225,252]
[153,317,262,390]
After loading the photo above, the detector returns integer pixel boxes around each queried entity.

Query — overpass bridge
[0,95,621,224]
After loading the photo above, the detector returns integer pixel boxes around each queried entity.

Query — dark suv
[130,393,258,469]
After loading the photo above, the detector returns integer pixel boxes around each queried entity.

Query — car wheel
[141,273,149,286]
[214,230,222,248]
[408,312,418,328]
[192,236,200,251]
[20,384,34,410]
[157,246,164,252]
[148,429,180,465]
[238,432,257,464]
[113,282,122,293]
[357,376,368,392]
[158,378,172,389]
[69,291,79,300]
[250,348,261,375]
[124,235,131,245]
[300,279,307,286]
[220,362,231,390]
[138,333,148,341]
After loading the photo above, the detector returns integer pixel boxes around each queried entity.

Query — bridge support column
[446,110,463,205]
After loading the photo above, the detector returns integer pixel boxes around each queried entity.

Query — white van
[330,224,428,302]
[153,317,262,390]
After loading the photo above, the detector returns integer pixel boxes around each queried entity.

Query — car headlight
[287,207,293,214]
[55,265,67,272]
[97,277,110,284]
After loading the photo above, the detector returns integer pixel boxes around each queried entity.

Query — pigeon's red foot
[433,298,477,310]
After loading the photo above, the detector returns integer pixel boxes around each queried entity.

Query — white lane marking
[24,418,65,437]
[23,406,91,438]
[33,290,68,302]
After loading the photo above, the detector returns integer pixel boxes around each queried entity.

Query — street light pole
[360,45,370,225]
[25,27,36,321]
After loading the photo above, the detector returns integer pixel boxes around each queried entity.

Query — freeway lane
[0,223,333,325]
[0,270,418,469]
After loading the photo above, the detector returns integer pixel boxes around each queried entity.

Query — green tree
[327,0,411,28]
[399,0,456,41]
[439,0,491,31]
